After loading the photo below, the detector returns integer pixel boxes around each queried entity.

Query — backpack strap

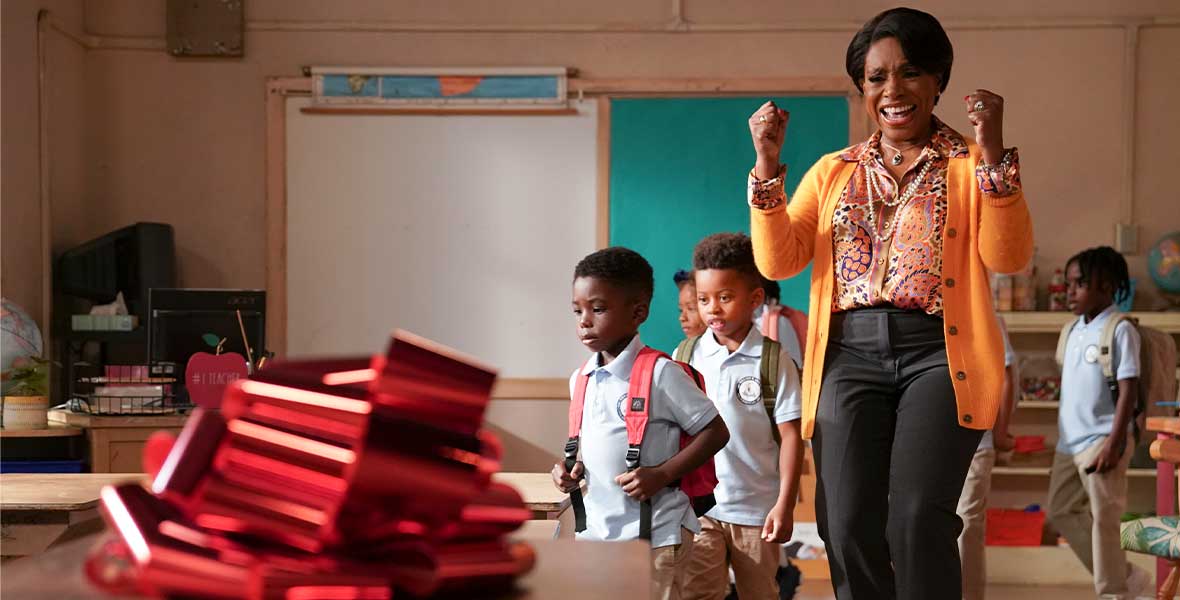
[673,335,701,364]
[761,305,782,342]
[627,347,668,541]
[760,337,783,445]
[1054,318,1074,368]
[1097,312,1142,443]
[565,371,591,533]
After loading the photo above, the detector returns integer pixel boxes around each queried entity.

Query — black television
[56,222,175,322]
[147,289,266,381]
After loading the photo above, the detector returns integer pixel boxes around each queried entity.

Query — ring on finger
[973,100,985,112]
[758,114,768,123]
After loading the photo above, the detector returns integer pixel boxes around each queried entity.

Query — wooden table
[49,410,188,473]
[493,472,571,520]
[0,534,650,599]
[1,473,568,559]
[0,422,84,438]
[0,473,143,559]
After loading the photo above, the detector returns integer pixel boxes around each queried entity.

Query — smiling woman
[744,7,1034,600]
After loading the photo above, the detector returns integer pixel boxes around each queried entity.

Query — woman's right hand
[749,101,789,179]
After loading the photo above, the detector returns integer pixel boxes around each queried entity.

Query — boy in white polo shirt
[552,246,730,600]
[678,233,804,600]
[1047,246,1150,599]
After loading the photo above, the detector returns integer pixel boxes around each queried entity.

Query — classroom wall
[1,0,86,332]
[3,0,1179,469]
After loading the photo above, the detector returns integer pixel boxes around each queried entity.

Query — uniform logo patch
[1084,344,1100,363]
[615,393,628,420]
[737,376,762,405]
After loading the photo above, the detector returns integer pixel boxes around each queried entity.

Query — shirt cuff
[748,164,787,210]
[976,148,1021,198]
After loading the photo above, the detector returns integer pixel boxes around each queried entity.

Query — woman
[746,7,1033,600]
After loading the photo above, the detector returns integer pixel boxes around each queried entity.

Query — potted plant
[2,356,51,429]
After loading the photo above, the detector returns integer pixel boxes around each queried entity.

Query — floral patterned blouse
[829,116,1019,316]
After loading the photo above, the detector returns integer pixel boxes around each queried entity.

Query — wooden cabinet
[48,410,187,473]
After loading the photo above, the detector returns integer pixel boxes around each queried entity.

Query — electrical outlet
[1115,223,1139,254]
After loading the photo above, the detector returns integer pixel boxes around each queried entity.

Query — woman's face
[861,36,941,144]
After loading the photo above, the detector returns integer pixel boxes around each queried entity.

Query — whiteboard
[286,97,597,376]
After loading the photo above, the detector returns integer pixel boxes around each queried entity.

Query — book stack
[87,331,535,599]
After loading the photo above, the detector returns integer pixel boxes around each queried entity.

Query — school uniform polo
[1057,305,1141,455]
[570,334,720,549]
[690,327,802,526]
[752,303,804,367]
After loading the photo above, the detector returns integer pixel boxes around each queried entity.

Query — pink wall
[3,0,1179,471]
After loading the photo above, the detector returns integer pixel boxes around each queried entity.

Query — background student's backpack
[674,335,791,444]
[564,346,719,540]
[1055,311,1179,443]
[761,304,809,362]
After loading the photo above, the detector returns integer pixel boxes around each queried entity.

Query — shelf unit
[993,311,1180,516]
[999,310,1180,334]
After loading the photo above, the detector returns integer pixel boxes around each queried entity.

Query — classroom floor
[794,580,1109,599]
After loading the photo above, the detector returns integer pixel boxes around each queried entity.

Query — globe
[1147,232,1180,296]
[1,298,44,395]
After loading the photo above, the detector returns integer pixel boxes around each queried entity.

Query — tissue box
[71,314,138,331]
[72,315,94,331]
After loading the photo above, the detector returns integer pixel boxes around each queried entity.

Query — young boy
[553,247,730,600]
[679,233,805,600]
[956,314,1019,600]
[1047,246,1150,599]
[753,277,804,367]
[674,269,707,338]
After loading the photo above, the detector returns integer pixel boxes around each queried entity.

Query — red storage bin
[986,508,1045,546]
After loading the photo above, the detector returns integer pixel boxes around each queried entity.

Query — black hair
[761,277,781,303]
[573,246,654,303]
[693,233,760,287]
[1066,246,1132,304]
[673,269,695,290]
[846,7,953,100]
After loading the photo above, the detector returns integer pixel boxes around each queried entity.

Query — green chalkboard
[609,96,850,354]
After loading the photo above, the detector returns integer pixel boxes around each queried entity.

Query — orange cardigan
[751,141,1034,439]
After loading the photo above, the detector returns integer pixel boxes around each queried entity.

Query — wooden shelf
[1020,400,1059,409]
[0,423,84,438]
[1000,311,1180,334]
[993,466,1162,478]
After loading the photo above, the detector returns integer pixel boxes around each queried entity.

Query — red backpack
[761,304,808,362]
[564,346,718,540]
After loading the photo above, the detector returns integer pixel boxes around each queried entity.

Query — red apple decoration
[185,351,249,409]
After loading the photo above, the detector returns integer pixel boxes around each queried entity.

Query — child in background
[675,269,708,338]
[1047,246,1150,599]
[956,314,1018,600]
[753,277,805,367]
[554,246,730,600]
[679,233,805,600]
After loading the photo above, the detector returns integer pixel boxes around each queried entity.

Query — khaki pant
[1047,436,1133,598]
[680,516,780,600]
[652,527,697,600]
[957,448,996,600]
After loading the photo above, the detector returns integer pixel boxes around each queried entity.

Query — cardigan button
[956,371,967,380]
[947,228,958,238]
[945,278,956,288]
[948,326,959,335]
[963,414,973,424]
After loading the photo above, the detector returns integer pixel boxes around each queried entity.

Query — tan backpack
[1055,311,1178,442]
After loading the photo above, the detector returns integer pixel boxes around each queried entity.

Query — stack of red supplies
[86,331,536,599]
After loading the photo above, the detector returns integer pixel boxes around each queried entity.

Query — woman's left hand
[965,89,1004,165]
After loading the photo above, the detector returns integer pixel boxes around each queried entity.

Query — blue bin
[0,460,85,473]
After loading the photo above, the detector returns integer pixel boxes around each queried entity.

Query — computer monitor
[147,289,266,380]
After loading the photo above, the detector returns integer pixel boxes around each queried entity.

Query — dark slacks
[813,307,984,600]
